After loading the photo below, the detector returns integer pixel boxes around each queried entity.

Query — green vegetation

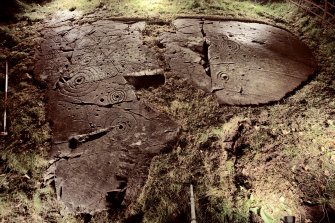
[21,0,297,22]
[1,0,335,222]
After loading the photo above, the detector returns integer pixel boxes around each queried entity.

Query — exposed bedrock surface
[35,16,179,214]
[159,19,317,105]
[36,14,317,214]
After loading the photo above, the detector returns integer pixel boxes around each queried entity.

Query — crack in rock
[159,19,317,105]
[200,21,211,77]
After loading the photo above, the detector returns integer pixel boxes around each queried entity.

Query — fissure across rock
[200,21,211,78]
[160,19,317,105]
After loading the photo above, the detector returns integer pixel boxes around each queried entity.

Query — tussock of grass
[134,119,253,222]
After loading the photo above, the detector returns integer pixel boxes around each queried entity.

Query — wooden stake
[1,61,8,136]
[190,184,196,223]
[323,0,328,26]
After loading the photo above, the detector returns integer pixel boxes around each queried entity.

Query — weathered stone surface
[36,16,317,213]
[158,19,212,92]
[160,19,317,105]
[36,18,179,214]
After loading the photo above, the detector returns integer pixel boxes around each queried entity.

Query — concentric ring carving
[108,90,126,104]
[217,71,230,81]
[58,68,100,97]
[105,113,137,140]
[210,35,240,53]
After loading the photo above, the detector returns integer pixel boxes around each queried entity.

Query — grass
[24,0,101,20]
[0,22,60,223]
[132,118,252,222]
[22,0,298,22]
